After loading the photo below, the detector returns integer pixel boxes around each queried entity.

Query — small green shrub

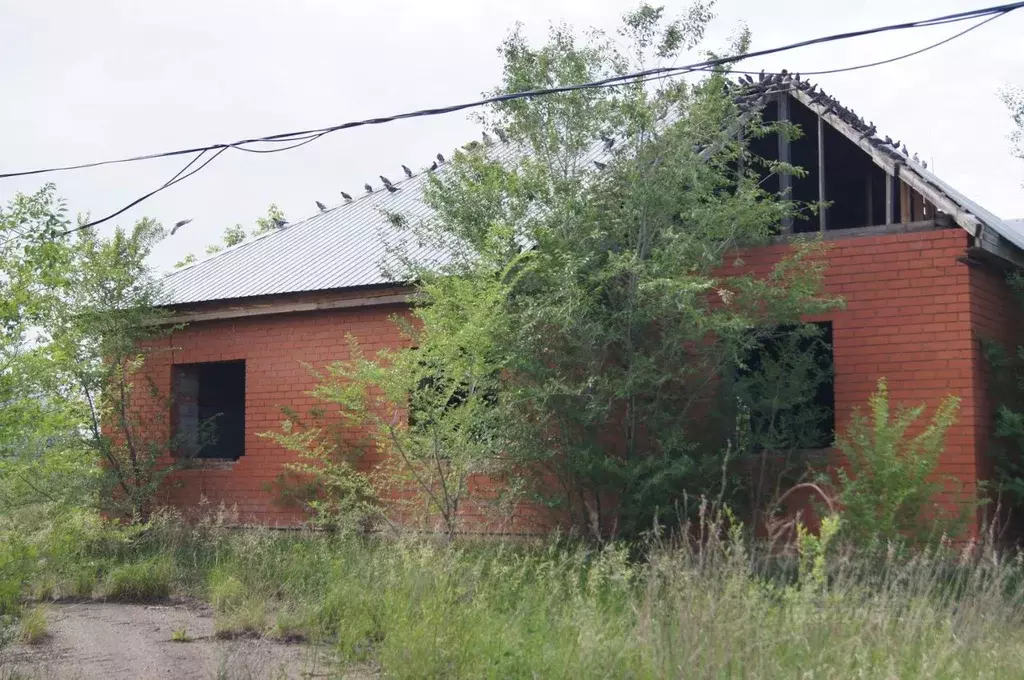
[214,597,267,639]
[270,608,310,642]
[834,378,964,547]
[102,557,173,601]
[208,569,246,612]
[63,564,101,599]
[17,606,48,644]
[170,627,191,642]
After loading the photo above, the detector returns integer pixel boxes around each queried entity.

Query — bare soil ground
[2,602,372,679]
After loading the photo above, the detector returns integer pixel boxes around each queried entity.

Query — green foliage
[102,557,173,601]
[302,296,508,537]
[16,605,48,644]
[371,5,838,539]
[259,407,379,533]
[173,253,197,269]
[253,204,286,237]
[834,378,963,548]
[173,206,281,268]
[170,626,191,642]
[8,509,1024,677]
[985,274,1024,519]
[43,219,194,518]
[222,224,247,247]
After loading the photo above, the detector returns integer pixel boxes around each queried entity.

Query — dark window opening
[737,321,835,451]
[173,360,246,460]
[408,368,499,428]
[407,357,500,457]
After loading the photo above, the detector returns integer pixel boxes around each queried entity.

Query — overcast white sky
[2,0,1022,272]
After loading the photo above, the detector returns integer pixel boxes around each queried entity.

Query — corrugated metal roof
[160,138,595,306]
[162,77,1024,306]
[161,166,448,305]
[1005,218,1024,244]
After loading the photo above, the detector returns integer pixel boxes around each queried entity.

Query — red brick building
[146,79,1024,529]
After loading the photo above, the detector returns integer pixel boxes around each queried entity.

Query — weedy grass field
[4,507,1024,679]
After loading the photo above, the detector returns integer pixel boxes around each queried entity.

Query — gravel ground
[2,602,368,679]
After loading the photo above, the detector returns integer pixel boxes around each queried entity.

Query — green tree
[300,4,839,540]
[0,185,94,512]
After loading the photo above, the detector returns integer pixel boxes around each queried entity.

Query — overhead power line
[2,1,1020,236]
[720,13,1004,79]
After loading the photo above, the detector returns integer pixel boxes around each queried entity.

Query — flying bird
[601,135,614,150]
[341,191,352,201]
[593,161,607,170]
[402,164,413,178]
[365,183,373,193]
[316,201,328,212]
[482,131,493,146]
[385,184,400,193]
[494,128,508,143]
[436,153,446,163]
[379,175,394,187]
[170,219,191,236]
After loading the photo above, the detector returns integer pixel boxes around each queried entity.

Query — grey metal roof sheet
[160,138,595,306]
[1005,218,1024,244]
[161,167,448,305]
[162,77,1024,306]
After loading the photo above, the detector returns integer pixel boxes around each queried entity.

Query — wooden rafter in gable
[787,89,984,239]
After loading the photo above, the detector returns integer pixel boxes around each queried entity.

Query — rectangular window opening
[172,360,246,460]
[738,321,835,451]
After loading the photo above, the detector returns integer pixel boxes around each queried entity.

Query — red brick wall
[737,226,979,514]
[141,226,1002,530]
[143,291,412,525]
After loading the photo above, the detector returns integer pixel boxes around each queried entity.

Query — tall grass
[5,506,1024,678]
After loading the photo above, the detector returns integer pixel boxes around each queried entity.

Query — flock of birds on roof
[306,128,516,215]
[728,69,930,170]
[169,71,930,240]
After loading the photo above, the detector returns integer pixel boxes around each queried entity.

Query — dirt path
[3,602,366,679]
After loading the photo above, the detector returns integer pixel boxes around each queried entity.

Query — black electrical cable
[718,13,1002,79]
[2,1,1019,183]
[62,147,228,236]
[4,1,1021,238]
